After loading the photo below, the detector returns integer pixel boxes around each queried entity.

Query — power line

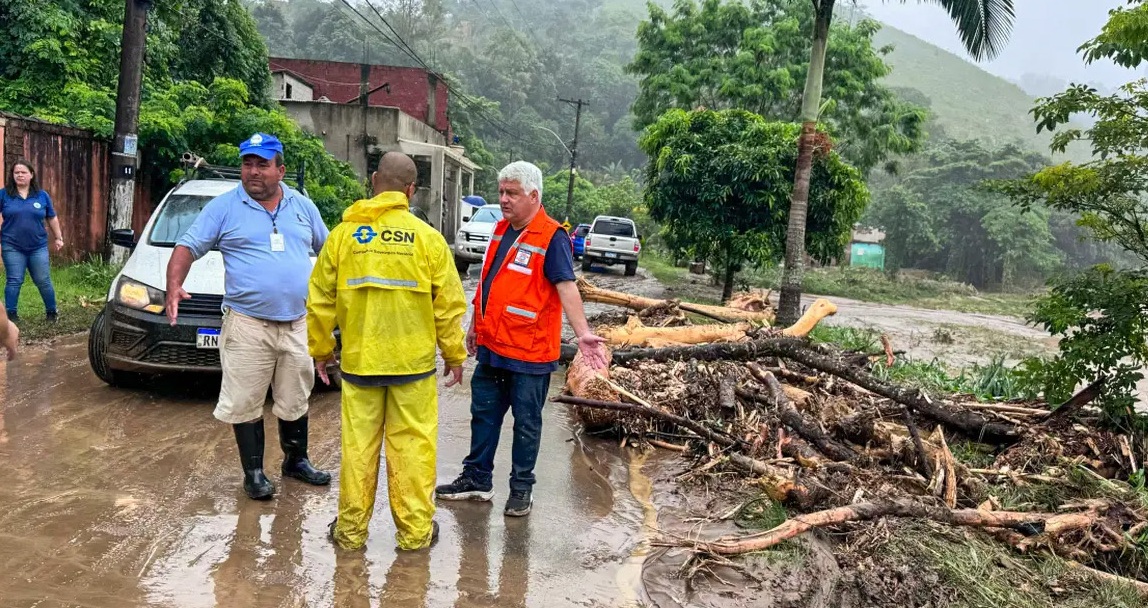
[334,0,539,146]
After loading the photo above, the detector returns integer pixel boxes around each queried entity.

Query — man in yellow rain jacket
[307,151,467,551]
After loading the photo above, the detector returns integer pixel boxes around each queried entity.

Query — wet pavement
[0,304,658,607]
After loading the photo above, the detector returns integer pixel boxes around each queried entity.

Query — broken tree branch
[679,499,1073,556]
[553,395,742,449]
[741,365,856,462]
[611,337,1017,442]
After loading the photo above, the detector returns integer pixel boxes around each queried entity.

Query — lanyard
[262,201,283,234]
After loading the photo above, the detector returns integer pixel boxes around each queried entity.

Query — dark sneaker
[504,489,532,517]
[46,311,58,323]
[435,473,494,501]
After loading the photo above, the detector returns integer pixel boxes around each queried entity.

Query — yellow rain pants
[332,375,438,551]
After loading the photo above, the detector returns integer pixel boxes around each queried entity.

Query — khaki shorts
[213,308,315,424]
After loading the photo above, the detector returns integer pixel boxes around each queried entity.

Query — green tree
[776,0,1017,325]
[639,108,868,301]
[0,0,364,225]
[626,0,925,174]
[868,139,1057,288]
[999,0,1148,429]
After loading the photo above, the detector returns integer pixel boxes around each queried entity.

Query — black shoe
[46,311,58,323]
[7,312,17,323]
[504,489,532,517]
[279,415,331,486]
[435,472,494,501]
[233,419,275,500]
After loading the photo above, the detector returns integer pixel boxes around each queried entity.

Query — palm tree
[775,0,1016,325]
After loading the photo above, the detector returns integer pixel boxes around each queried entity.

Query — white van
[87,166,339,388]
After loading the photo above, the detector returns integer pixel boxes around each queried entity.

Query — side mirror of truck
[110,228,137,249]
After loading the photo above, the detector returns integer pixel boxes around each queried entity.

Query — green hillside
[606,0,1090,163]
[873,24,1091,163]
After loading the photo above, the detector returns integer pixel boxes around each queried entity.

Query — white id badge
[270,233,286,252]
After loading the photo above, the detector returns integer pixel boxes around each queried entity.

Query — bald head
[372,152,418,195]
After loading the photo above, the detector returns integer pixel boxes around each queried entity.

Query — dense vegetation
[0,0,365,225]
[1001,0,1148,429]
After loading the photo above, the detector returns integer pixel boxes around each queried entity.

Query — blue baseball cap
[238,132,284,160]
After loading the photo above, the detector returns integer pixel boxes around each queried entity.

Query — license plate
[605,252,617,258]
[196,328,220,349]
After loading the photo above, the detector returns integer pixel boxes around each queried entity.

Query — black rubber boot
[280,415,331,486]
[233,419,275,500]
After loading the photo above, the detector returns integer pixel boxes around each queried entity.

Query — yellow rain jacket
[307,191,468,374]
[307,191,467,551]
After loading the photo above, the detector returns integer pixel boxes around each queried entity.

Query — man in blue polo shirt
[165,133,332,500]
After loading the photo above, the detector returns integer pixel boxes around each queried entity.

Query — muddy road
[0,269,666,608]
[0,266,1070,608]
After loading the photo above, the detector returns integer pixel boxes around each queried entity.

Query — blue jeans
[462,363,551,492]
[3,246,57,315]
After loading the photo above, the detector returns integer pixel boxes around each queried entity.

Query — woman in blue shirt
[1,160,64,322]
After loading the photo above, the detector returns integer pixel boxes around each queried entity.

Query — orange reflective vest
[474,209,564,363]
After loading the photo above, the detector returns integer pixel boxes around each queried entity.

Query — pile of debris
[557,278,1148,595]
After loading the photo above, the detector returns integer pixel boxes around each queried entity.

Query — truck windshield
[147,194,216,247]
[591,220,635,237]
[470,207,503,223]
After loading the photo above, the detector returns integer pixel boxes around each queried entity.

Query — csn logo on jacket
[354,226,417,246]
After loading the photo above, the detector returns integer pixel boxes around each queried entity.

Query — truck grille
[141,344,221,368]
[111,329,144,349]
[179,294,224,316]
[468,233,489,243]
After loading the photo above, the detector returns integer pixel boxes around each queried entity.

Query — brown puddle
[0,335,661,607]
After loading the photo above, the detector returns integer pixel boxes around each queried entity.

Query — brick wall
[269,58,451,138]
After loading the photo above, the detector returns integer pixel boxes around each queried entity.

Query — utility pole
[106,0,150,264]
[557,97,587,225]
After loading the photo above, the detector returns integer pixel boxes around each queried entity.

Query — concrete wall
[281,101,402,179]
[268,58,451,138]
[271,72,314,102]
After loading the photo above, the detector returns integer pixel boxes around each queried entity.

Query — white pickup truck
[581,215,641,276]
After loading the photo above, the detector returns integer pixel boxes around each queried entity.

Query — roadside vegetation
[2,260,118,343]
[642,250,1041,318]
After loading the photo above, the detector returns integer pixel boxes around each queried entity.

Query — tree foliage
[249,0,646,175]
[626,0,925,174]
[999,0,1148,428]
[0,0,365,225]
[866,139,1059,288]
[639,108,868,300]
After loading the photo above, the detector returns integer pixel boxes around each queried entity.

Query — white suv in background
[453,204,503,273]
[582,215,641,276]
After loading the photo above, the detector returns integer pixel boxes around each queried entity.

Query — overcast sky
[857,0,1138,88]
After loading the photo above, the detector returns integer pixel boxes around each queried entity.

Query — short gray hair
[498,161,543,201]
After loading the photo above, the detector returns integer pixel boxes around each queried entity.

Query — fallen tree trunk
[577,277,775,324]
[611,337,1017,443]
[679,499,1077,555]
[565,347,620,429]
[599,316,749,348]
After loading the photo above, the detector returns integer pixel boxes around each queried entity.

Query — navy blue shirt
[479,225,575,374]
[1,189,57,252]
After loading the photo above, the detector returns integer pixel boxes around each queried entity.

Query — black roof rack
[179,152,307,193]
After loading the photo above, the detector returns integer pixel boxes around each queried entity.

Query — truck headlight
[116,277,165,314]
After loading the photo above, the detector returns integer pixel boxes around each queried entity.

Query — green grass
[643,251,1040,318]
[812,323,1034,401]
[2,258,118,342]
[894,524,1145,608]
[746,265,1041,319]
[638,251,689,286]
